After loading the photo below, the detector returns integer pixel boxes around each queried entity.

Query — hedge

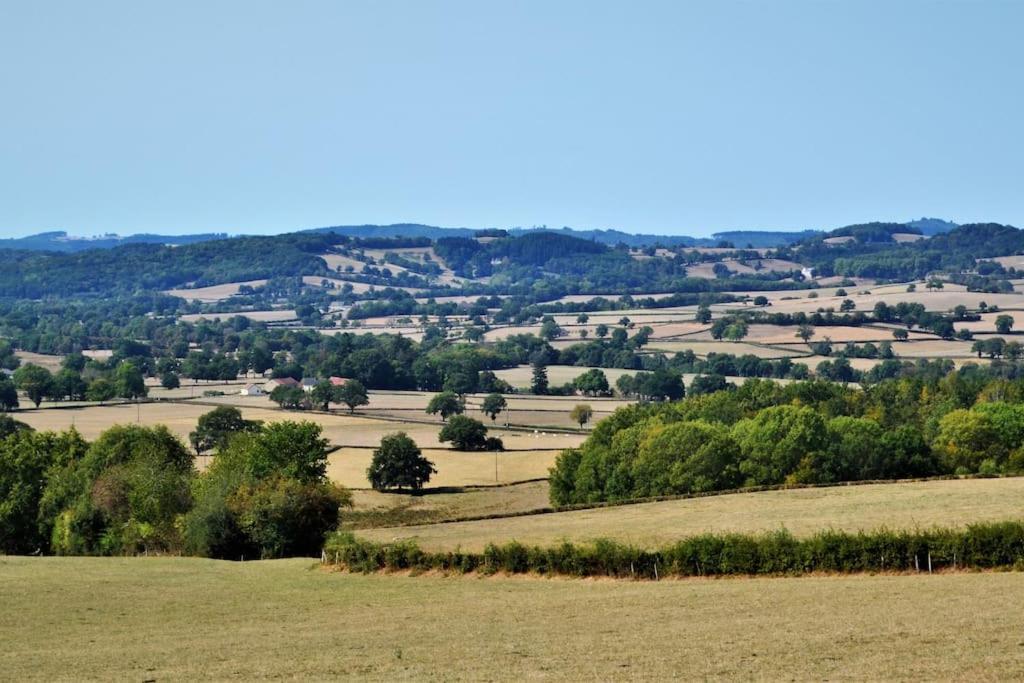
[323,522,1024,579]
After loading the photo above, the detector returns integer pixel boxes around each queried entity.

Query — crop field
[357,477,1024,551]
[163,279,268,302]
[3,557,1023,681]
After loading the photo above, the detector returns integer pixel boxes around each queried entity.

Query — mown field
[2,556,1022,681]
[357,477,1024,551]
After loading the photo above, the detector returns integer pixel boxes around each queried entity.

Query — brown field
[163,279,268,302]
[346,480,550,527]
[493,364,639,389]
[179,309,297,323]
[685,258,802,278]
[5,557,1022,681]
[643,340,796,358]
[358,477,1024,552]
[329,446,560,488]
[14,351,64,372]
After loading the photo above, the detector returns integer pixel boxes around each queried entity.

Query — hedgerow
[323,522,1024,579]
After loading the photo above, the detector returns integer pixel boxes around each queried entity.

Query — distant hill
[313,224,816,248]
[904,217,958,236]
[0,230,229,252]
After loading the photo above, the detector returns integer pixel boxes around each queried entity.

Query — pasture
[356,477,1024,551]
[3,556,1022,680]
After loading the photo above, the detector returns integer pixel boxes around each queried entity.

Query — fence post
[654,562,659,581]
[928,553,932,574]
[914,555,919,572]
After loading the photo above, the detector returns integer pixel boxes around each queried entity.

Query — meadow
[356,477,1024,551]
[3,556,1022,681]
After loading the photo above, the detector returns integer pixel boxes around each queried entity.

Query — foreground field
[358,477,1024,551]
[2,557,1022,680]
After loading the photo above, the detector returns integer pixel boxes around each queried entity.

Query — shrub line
[324,521,1024,580]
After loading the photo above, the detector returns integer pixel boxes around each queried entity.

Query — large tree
[480,393,507,424]
[13,364,53,408]
[189,406,261,455]
[367,432,436,491]
[335,380,369,414]
[426,391,463,421]
[439,415,489,451]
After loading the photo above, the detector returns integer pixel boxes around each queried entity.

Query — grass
[2,556,1023,680]
[344,480,550,529]
[356,477,1024,552]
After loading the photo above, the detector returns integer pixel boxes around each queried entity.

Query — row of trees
[550,373,1024,505]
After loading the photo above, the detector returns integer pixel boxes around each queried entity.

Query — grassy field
[3,556,1023,680]
[357,477,1024,551]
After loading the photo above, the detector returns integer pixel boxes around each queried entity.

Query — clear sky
[1,1,1022,238]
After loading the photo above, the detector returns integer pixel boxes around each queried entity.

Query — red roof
[271,377,300,388]
[329,376,349,386]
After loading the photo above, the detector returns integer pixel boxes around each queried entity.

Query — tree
[933,409,1002,473]
[113,362,147,400]
[438,415,489,451]
[688,374,729,396]
[540,318,563,340]
[426,391,463,421]
[733,405,828,485]
[796,324,815,344]
[840,299,856,312]
[86,378,116,403]
[996,315,1015,335]
[595,323,609,338]
[367,432,436,491]
[189,406,261,455]
[893,328,909,342]
[310,381,336,411]
[753,295,769,307]
[695,306,712,324]
[481,393,507,424]
[0,377,19,411]
[161,372,181,390]
[570,404,593,431]
[270,385,306,409]
[576,313,590,324]
[573,368,609,396]
[724,319,749,342]
[531,362,549,395]
[335,380,369,414]
[13,364,53,408]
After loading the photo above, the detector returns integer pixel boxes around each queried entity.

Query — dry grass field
[329,446,560,488]
[357,477,1024,551]
[163,279,269,302]
[179,309,298,323]
[3,556,1023,681]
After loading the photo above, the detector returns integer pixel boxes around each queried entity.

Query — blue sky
[1,0,1022,238]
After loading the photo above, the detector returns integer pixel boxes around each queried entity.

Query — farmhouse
[262,377,300,392]
[239,383,265,396]
[301,378,318,392]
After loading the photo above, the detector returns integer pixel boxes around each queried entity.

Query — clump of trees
[550,374,1024,505]
[0,412,349,559]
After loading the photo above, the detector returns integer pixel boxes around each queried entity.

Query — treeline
[0,233,339,298]
[324,522,1024,579]
[550,374,1024,505]
[0,419,346,558]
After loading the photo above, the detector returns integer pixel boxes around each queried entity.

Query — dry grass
[328,446,561,488]
[357,477,1024,552]
[179,309,297,323]
[14,351,64,373]
[345,480,550,528]
[3,556,1022,681]
[163,279,268,302]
